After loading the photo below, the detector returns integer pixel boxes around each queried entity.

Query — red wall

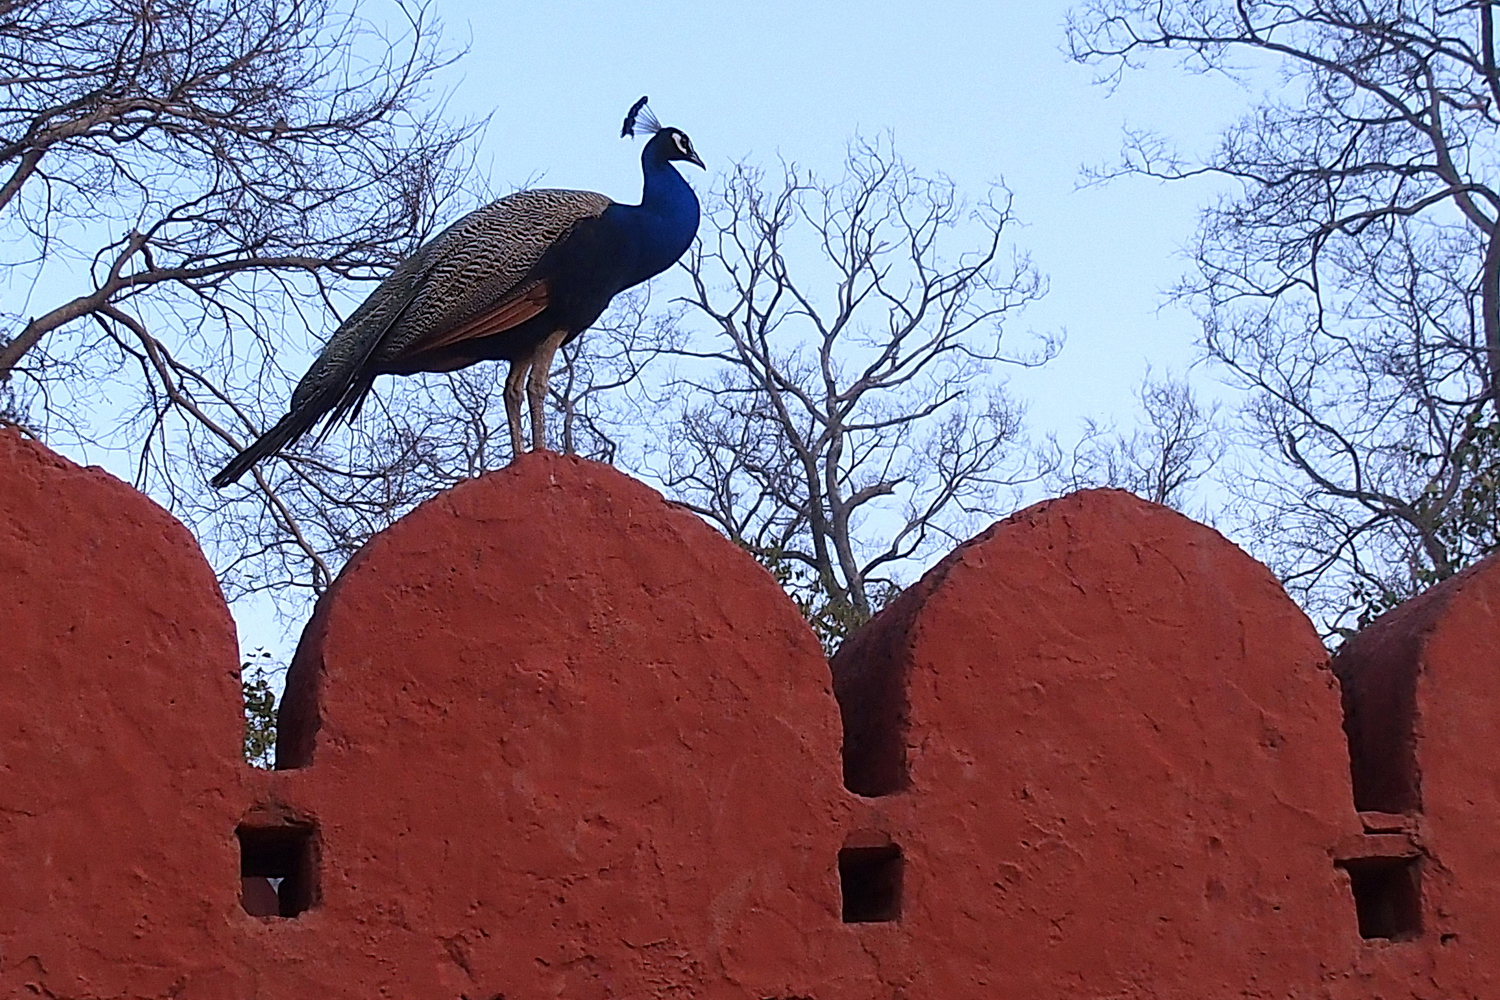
[1,428,1494,998]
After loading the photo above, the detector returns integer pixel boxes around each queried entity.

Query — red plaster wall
[0,431,246,998]
[830,489,1365,998]
[246,448,855,999]
[1333,549,1500,998]
[2,429,1497,998]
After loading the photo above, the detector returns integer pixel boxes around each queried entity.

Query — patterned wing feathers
[408,281,550,355]
[375,188,611,364]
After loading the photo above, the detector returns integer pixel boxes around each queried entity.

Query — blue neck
[640,147,697,217]
[608,143,699,287]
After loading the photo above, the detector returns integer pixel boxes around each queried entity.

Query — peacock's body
[211,97,701,488]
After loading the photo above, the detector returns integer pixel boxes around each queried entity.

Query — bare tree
[0,0,480,600]
[550,289,683,464]
[658,139,1053,645]
[1069,0,1500,630]
[1043,370,1223,512]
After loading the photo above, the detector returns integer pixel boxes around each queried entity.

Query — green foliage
[750,546,901,658]
[1419,411,1500,571]
[241,650,279,769]
[1340,411,1500,640]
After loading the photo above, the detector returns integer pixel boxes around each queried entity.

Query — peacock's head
[653,128,704,169]
[622,96,705,169]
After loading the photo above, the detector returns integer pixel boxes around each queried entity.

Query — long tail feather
[315,374,376,446]
[210,404,331,489]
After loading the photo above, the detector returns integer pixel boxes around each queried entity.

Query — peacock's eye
[674,133,689,154]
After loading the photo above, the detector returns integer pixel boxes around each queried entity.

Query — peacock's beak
[687,151,705,169]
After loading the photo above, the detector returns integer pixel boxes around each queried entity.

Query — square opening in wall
[1341,855,1421,941]
[238,823,316,918]
[840,844,902,923]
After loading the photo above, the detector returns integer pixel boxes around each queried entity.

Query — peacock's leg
[503,356,528,459]
[526,329,569,451]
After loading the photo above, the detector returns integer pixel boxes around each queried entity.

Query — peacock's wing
[288,188,613,418]
[375,188,612,362]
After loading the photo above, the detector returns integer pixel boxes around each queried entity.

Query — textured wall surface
[253,444,854,998]
[0,430,246,998]
[830,490,1366,998]
[1333,549,1500,999]
[2,428,1496,998]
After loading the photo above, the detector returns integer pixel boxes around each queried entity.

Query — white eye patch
[674,132,690,154]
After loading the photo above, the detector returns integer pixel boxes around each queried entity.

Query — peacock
[210,97,702,488]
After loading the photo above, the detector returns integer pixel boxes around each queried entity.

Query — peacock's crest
[621,96,662,138]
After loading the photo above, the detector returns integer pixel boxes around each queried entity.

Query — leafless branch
[1,0,484,609]
[1071,0,1500,632]
[657,137,1052,630]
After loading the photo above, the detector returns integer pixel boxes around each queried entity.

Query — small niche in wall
[1340,855,1422,941]
[839,842,902,923]
[238,822,317,918]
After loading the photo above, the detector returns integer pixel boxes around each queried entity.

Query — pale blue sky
[232,1,1259,657]
[430,0,1252,428]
